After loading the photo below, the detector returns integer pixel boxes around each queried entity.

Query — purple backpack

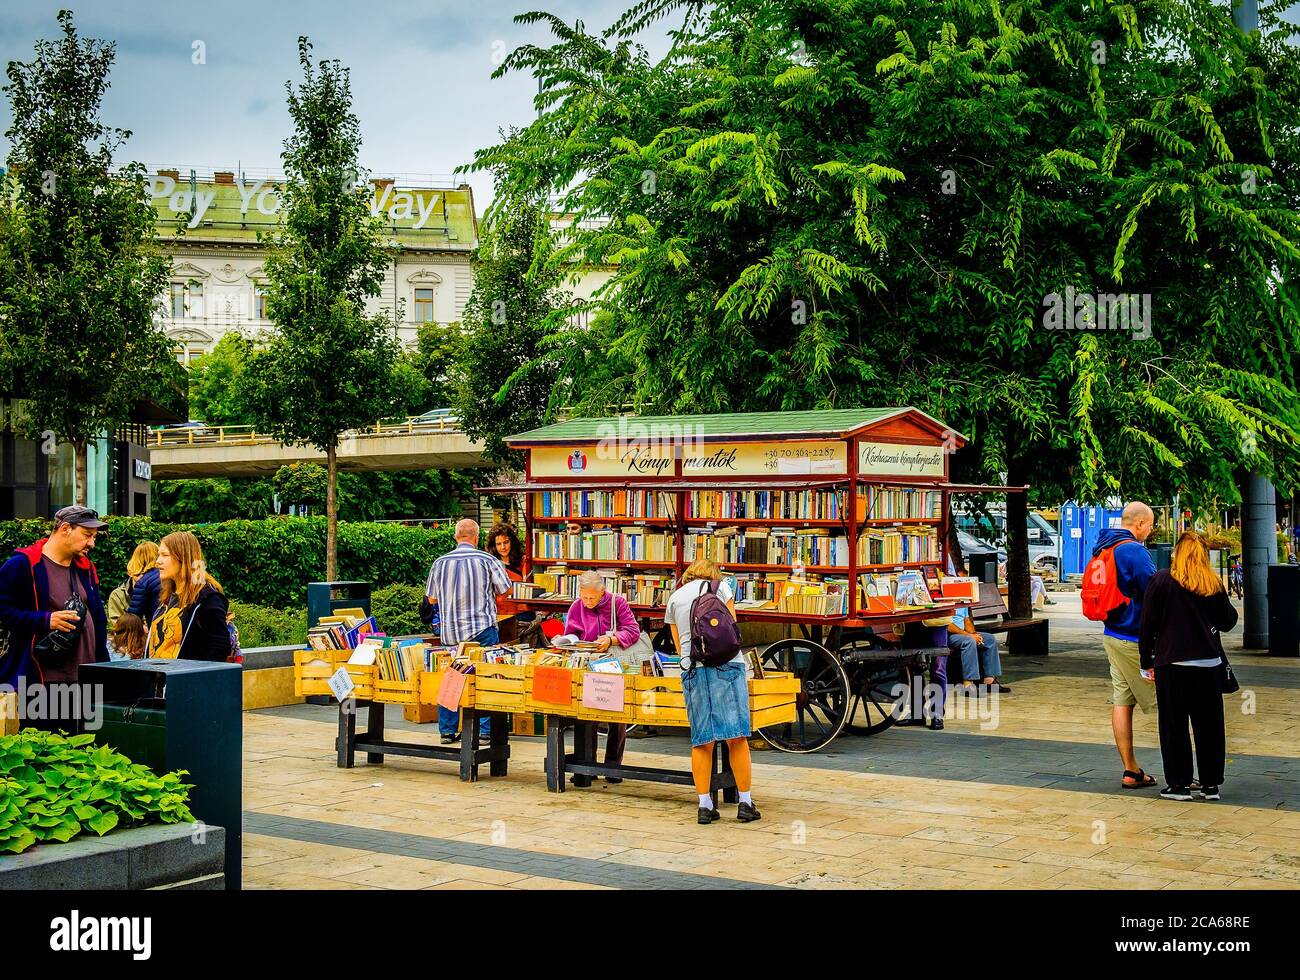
[689,580,742,667]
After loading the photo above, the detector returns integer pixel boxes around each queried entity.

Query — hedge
[0,517,460,610]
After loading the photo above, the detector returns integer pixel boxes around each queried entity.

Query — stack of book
[372,638,425,682]
[858,526,940,564]
[685,489,847,521]
[306,610,378,651]
[776,577,851,616]
[532,490,675,520]
[860,487,943,520]
[532,527,675,562]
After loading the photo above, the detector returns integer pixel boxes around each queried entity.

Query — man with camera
[0,506,110,726]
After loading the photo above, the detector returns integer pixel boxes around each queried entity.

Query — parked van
[953,505,1061,570]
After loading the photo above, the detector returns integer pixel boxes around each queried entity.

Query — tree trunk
[325,441,338,581]
[1005,461,1032,620]
[73,439,88,507]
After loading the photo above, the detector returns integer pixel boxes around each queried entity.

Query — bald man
[425,518,511,743]
[1093,501,1158,788]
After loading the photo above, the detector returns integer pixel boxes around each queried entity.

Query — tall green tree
[469,0,1300,616]
[452,176,565,465]
[238,38,403,579]
[188,332,253,427]
[0,11,176,505]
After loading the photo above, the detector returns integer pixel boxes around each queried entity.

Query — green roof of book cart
[508,407,958,444]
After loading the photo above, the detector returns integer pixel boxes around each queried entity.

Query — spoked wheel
[843,654,914,736]
[755,638,849,753]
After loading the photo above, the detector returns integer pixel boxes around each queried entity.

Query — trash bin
[1268,564,1300,657]
[1151,542,1173,571]
[79,659,242,890]
[307,580,372,629]
[968,552,998,584]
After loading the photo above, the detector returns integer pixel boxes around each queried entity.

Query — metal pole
[1231,0,1271,648]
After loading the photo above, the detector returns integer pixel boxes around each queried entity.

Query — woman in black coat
[1139,531,1237,802]
[153,531,231,661]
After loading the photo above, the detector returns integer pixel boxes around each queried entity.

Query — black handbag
[1219,654,1240,695]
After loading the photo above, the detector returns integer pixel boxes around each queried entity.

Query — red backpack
[1081,544,1129,621]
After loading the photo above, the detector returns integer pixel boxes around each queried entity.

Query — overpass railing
[150,415,466,448]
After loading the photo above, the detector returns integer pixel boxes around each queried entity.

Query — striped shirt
[425,544,511,645]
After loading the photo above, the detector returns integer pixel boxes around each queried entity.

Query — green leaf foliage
[0,729,193,855]
[0,516,459,609]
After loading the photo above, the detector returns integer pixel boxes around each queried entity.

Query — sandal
[1121,769,1157,789]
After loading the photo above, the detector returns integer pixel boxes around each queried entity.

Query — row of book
[683,490,848,521]
[861,487,943,520]
[532,491,674,519]
[682,527,852,567]
[727,574,851,616]
[858,526,940,564]
[515,569,678,607]
[532,528,675,562]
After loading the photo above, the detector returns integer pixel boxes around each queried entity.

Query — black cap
[54,505,108,529]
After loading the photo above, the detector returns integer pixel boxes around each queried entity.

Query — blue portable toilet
[1061,501,1125,577]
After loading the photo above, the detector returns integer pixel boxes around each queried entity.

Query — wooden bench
[967,582,1049,656]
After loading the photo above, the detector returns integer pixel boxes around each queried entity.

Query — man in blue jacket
[1095,501,1157,789]
[0,506,110,729]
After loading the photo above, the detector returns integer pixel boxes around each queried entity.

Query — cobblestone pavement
[243,595,1300,889]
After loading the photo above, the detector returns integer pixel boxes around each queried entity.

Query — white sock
[698,793,713,808]
[738,790,753,805]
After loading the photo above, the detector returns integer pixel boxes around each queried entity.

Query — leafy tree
[187,332,253,427]
[452,168,566,465]
[0,11,176,505]
[151,477,275,522]
[238,38,403,579]
[408,320,465,410]
[272,462,328,514]
[469,0,1300,616]
[337,469,477,521]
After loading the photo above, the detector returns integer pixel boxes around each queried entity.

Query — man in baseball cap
[0,505,109,726]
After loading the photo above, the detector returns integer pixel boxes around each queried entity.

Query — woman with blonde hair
[106,540,159,629]
[148,531,231,661]
[1140,531,1238,802]
[664,557,759,824]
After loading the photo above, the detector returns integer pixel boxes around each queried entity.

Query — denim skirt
[681,661,750,746]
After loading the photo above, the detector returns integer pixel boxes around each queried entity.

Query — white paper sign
[328,667,356,702]
[1070,527,1082,539]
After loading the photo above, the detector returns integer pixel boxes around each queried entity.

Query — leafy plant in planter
[0,730,193,855]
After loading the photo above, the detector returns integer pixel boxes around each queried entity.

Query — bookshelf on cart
[482,407,1015,629]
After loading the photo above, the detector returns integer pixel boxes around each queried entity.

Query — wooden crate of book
[417,668,476,710]
[630,675,689,727]
[523,664,581,715]
[372,675,422,706]
[749,671,799,729]
[471,663,528,714]
[574,670,637,725]
[293,649,351,697]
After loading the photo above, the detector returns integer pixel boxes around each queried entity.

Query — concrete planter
[0,822,225,890]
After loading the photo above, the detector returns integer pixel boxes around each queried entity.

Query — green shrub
[0,730,193,854]
[370,583,427,638]
[0,516,460,609]
[228,601,308,648]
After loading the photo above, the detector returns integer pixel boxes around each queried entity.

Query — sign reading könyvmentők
[530,440,848,478]
[857,441,946,478]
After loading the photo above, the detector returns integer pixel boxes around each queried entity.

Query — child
[109,613,148,660]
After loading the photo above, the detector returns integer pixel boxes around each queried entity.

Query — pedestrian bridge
[148,417,487,478]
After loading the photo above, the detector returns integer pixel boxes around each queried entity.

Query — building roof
[508,407,961,444]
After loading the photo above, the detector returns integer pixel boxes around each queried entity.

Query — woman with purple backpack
[664,558,760,825]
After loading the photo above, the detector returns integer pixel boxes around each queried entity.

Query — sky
[0,1,676,213]
[1,3,1295,214]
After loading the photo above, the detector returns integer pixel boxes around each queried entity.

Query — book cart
[485,408,1028,770]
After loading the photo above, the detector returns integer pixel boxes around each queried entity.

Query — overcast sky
[1,3,1294,214]
[0,1,673,212]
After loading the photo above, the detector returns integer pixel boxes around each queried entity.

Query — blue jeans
[438,625,498,736]
[948,631,1001,681]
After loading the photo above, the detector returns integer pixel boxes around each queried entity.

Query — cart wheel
[844,659,913,736]
[755,639,849,753]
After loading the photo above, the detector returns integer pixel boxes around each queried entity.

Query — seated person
[947,605,1011,695]
[564,571,640,777]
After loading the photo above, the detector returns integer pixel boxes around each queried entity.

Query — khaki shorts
[1104,635,1156,714]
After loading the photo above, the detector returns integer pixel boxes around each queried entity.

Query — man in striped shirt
[426,518,512,743]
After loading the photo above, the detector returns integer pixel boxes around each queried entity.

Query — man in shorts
[1094,501,1157,788]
